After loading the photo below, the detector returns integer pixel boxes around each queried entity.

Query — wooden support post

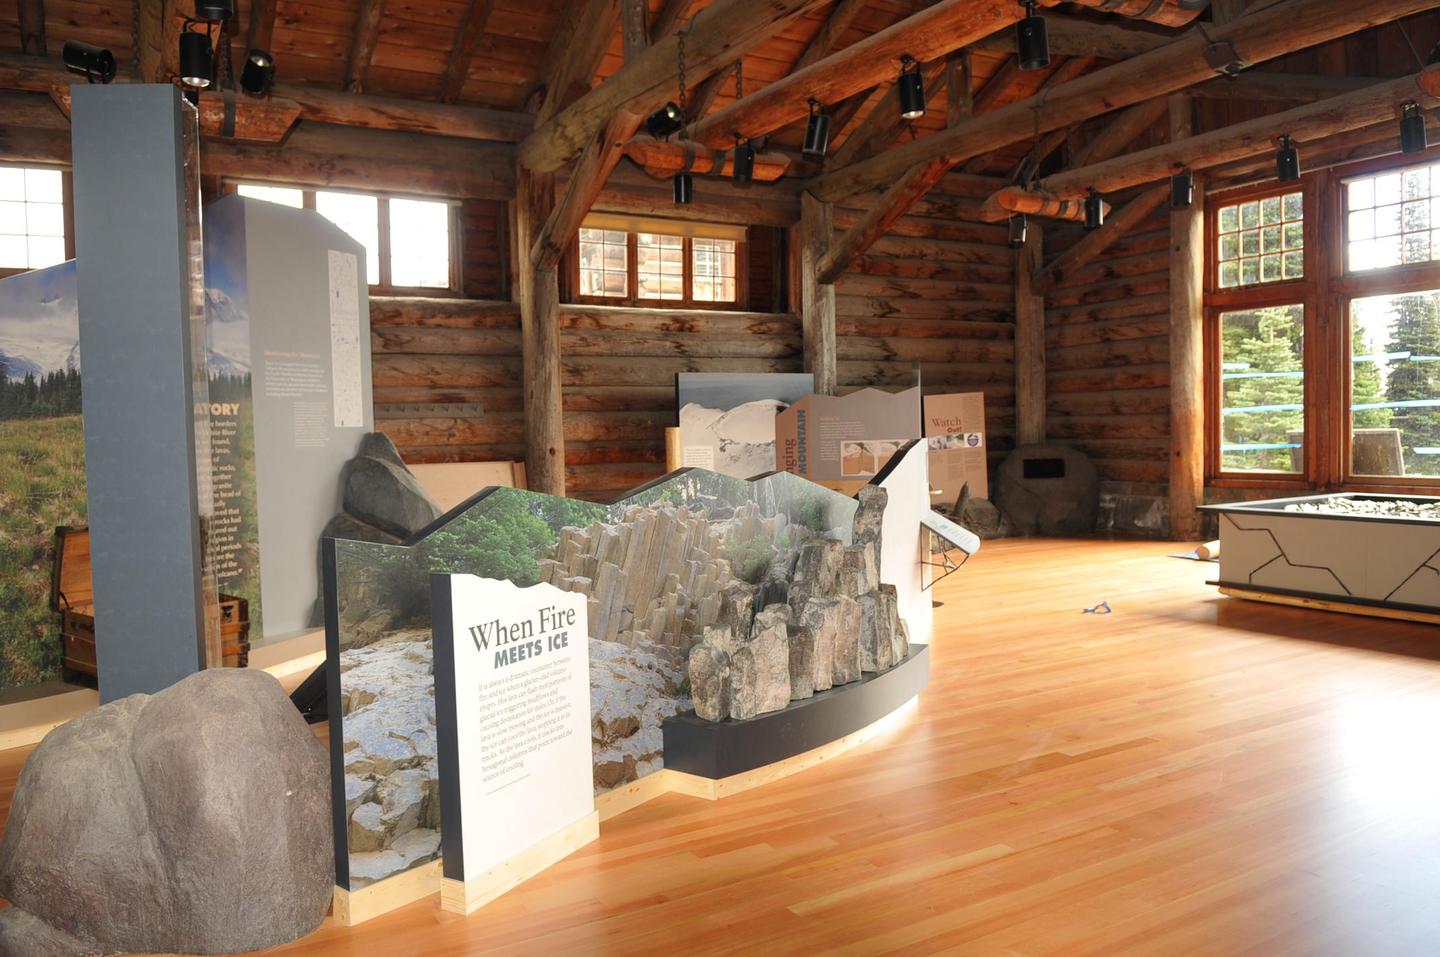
[1168,94,1204,541]
[247,0,278,54]
[516,167,565,495]
[533,110,643,271]
[948,49,973,125]
[1015,226,1045,447]
[621,0,649,62]
[800,192,836,395]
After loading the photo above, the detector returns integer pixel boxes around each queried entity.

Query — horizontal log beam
[1040,67,1440,198]
[973,15,1171,59]
[1191,71,1383,102]
[622,134,791,180]
[979,186,1109,224]
[519,0,825,172]
[0,52,534,143]
[810,0,1440,202]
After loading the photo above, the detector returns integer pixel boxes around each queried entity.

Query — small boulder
[688,643,731,722]
[0,669,333,955]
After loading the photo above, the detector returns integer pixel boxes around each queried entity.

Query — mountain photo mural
[0,261,86,688]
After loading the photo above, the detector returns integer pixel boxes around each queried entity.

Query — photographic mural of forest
[328,469,858,889]
[0,262,86,688]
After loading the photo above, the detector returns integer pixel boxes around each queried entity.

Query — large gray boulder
[341,454,442,539]
[994,443,1100,536]
[0,669,332,955]
[0,907,101,957]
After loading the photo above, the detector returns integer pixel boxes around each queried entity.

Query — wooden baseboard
[333,858,442,926]
[1218,587,1440,626]
[440,811,600,915]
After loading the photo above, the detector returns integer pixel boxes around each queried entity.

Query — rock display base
[0,670,332,956]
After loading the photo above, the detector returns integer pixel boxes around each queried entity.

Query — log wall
[1043,205,1172,535]
[833,174,1018,478]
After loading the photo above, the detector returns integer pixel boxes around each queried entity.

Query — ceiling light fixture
[178,27,214,89]
[803,99,831,159]
[61,40,116,84]
[898,55,926,120]
[1275,134,1301,183]
[1017,0,1050,72]
[1401,101,1428,155]
[1171,168,1194,209]
[1084,188,1105,230]
[239,49,275,97]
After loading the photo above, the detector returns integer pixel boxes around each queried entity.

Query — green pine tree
[1383,291,1440,473]
[1221,305,1304,471]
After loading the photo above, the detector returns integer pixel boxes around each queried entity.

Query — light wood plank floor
[7,538,1440,955]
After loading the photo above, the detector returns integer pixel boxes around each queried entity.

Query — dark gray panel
[71,85,207,702]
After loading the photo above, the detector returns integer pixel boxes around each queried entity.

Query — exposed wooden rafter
[810,0,1440,202]
[1037,67,1440,199]
[686,0,1028,150]
[972,15,1170,60]
[1067,96,1169,169]
[1191,72,1383,103]
[438,0,495,104]
[651,0,704,43]
[1033,185,1168,294]
[947,49,973,125]
[816,156,953,285]
[344,0,386,93]
[970,55,1093,176]
[794,0,868,72]
[535,0,624,125]
[519,0,826,172]
[18,0,46,56]
[827,57,947,170]
[532,110,643,272]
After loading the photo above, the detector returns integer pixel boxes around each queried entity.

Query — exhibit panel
[777,387,923,487]
[676,372,815,478]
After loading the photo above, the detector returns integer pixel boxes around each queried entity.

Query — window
[1206,151,1440,492]
[1346,165,1439,272]
[0,165,67,272]
[233,182,455,291]
[1216,191,1304,288]
[571,216,745,308]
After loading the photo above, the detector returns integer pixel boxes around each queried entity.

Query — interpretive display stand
[430,574,598,915]
[1203,493,1440,621]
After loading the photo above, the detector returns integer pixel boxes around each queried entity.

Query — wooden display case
[50,526,250,680]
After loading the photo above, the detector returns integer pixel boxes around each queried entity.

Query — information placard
[430,573,597,914]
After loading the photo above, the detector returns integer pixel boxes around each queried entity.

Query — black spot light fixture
[61,40,116,84]
[1171,167,1195,209]
[897,55,926,120]
[192,0,234,21]
[1008,214,1028,248]
[178,27,214,89]
[673,172,694,205]
[1401,101,1429,155]
[646,102,685,138]
[803,99,831,159]
[240,49,276,97]
[1084,188,1105,231]
[732,134,756,185]
[1275,134,1301,183]
[1017,0,1050,72]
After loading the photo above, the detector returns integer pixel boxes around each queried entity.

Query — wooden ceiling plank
[438,0,495,103]
[519,0,827,172]
[793,0,868,72]
[811,0,1440,201]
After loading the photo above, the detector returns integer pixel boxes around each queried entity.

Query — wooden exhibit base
[439,811,600,915]
[1218,586,1440,626]
[332,859,442,926]
[594,693,920,820]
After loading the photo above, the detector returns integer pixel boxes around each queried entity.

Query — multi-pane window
[0,166,66,271]
[693,238,737,302]
[1219,305,1306,473]
[1216,191,1304,288]
[636,232,684,300]
[577,228,628,298]
[1350,289,1440,478]
[234,183,453,291]
[572,217,743,307]
[1346,163,1440,272]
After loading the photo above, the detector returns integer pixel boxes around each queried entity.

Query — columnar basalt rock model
[685,485,911,723]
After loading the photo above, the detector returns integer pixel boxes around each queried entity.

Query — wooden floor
[7,538,1440,955]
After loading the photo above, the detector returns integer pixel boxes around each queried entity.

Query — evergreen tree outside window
[1219,305,1305,473]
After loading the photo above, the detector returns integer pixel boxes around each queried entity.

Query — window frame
[0,162,77,280]
[1204,145,1440,494]
[225,180,462,296]
[569,225,747,310]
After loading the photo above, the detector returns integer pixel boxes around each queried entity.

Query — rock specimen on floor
[0,669,332,955]
[337,628,441,887]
